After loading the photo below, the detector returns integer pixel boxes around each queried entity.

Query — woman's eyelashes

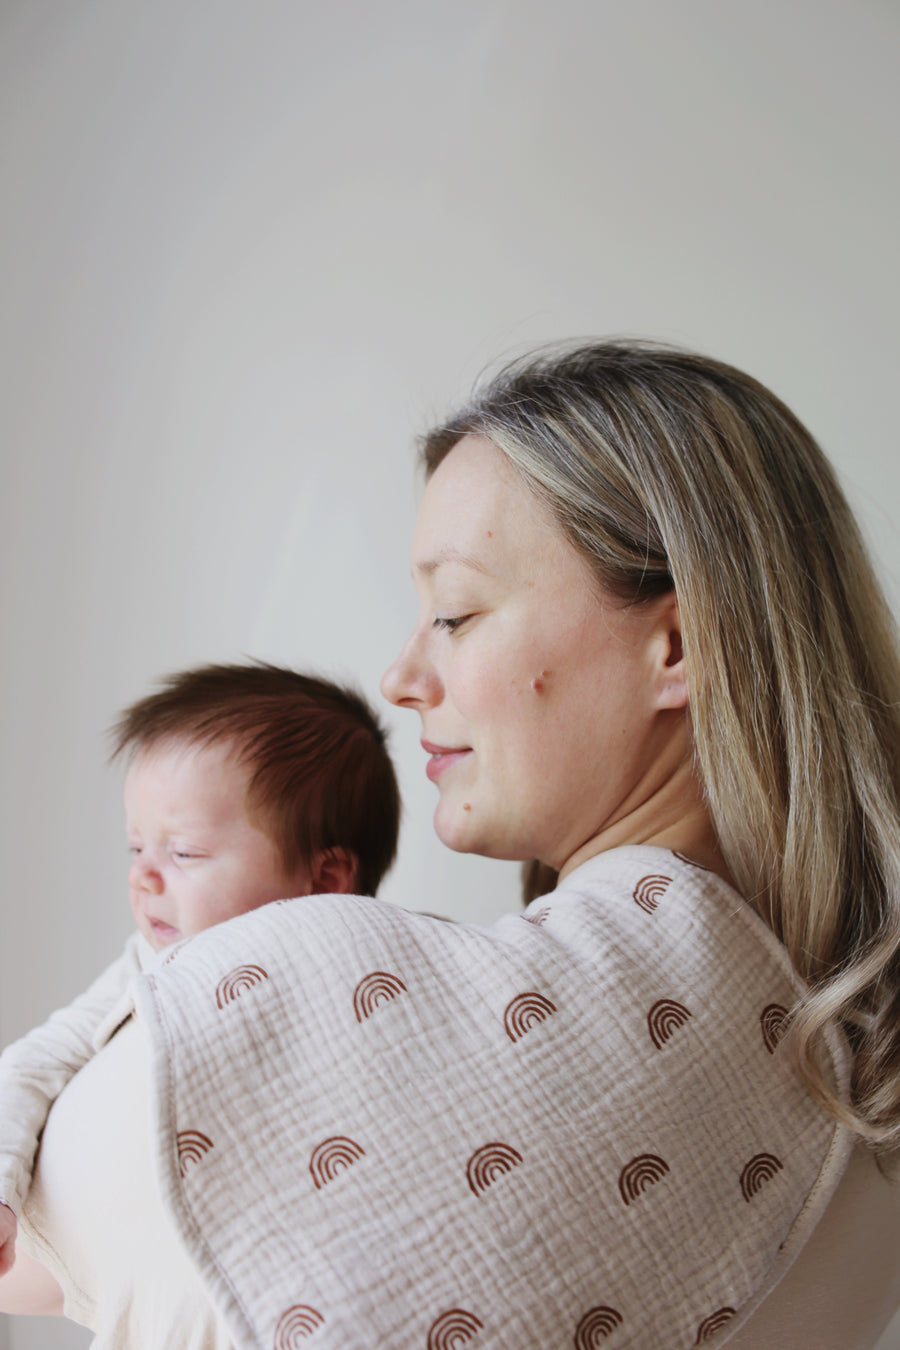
[432,614,472,633]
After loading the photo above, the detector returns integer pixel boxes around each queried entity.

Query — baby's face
[124,739,308,950]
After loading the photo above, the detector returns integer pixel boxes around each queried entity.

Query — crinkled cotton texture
[133,846,851,1350]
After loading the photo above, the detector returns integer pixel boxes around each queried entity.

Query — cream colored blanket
[133,846,851,1350]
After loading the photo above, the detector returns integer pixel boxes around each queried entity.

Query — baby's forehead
[124,734,252,799]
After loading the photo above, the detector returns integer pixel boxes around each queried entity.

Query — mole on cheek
[530,669,551,693]
[463,803,472,811]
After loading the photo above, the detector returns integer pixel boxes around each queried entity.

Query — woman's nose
[381,628,442,710]
[129,855,163,894]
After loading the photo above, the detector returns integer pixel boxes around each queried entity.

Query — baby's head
[111,662,401,950]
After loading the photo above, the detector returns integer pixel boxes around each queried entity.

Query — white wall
[1,3,898,1348]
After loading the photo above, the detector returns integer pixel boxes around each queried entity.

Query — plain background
[1,2,898,1347]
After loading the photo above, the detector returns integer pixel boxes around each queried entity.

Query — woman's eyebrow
[413,547,491,577]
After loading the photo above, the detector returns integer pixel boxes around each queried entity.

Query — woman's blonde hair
[422,340,900,1145]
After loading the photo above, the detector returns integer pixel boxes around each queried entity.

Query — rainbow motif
[353,970,408,1022]
[695,1307,736,1342]
[632,875,672,914]
[522,907,550,926]
[618,1153,670,1205]
[760,1003,790,1054]
[176,1129,213,1178]
[672,851,711,870]
[309,1135,366,1190]
[740,1152,783,1201]
[426,1308,484,1349]
[574,1305,624,1346]
[215,963,269,1009]
[503,991,557,1042]
[466,1141,523,1196]
[647,999,692,1049]
[273,1304,325,1346]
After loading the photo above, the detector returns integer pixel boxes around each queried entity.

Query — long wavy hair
[421,340,900,1145]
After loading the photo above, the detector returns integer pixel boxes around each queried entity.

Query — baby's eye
[173,851,197,860]
[128,845,142,856]
[433,614,471,633]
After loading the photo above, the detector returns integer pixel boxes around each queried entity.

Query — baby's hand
[0,1203,17,1276]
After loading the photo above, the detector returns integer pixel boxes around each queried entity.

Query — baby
[0,661,401,1286]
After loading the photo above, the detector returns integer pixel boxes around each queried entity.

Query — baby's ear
[308,846,358,895]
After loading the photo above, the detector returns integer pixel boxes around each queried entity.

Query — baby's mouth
[148,916,181,944]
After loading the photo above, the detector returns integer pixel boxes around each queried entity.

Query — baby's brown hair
[110,662,400,896]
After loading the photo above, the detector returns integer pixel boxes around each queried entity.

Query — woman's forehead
[412,434,559,579]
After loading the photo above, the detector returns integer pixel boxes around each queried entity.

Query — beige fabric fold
[134,845,853,1349]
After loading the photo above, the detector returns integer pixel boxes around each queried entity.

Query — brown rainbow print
[740,1152,783,1201]
[672,851,712,870]
[647,999,692,1049]
[632,874,672,914]
[618,1153,670,1205]
[760,1003,790,1054]
[503,991,558,1042]
[522,906,551,926]
[574,1305,624,1346]
[273,1304,325,1346]
[466,1141,523,1196]
[694,1308,736,1343]
[426,1308,484,1349]
[176,1130,213,1178]
[309,1135,366,1190]
[353,970,408,1022]
[215,963,269,1009]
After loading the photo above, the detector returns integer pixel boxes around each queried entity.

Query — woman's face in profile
[382,434,684,872]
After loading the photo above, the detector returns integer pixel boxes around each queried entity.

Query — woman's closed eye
[433,614,473,633]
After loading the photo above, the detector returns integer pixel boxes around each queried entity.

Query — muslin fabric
[134,846,851,1350]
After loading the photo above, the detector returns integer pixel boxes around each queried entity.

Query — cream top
[19,1013,232,1350]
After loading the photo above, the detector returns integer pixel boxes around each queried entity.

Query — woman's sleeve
[0,933,145,1215]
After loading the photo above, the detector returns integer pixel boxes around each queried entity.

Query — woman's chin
[432,799,491,855]
[433,800,526,861]
[433,808,474,854]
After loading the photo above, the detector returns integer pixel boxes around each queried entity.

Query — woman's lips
[422,740,472,782]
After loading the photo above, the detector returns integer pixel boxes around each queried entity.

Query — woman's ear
[654,592,688,711]
[306,846,359,896]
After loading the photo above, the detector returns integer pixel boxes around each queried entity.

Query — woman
[3,340,900,1349]
[388,338,900,1145]
[380,340,900,1344]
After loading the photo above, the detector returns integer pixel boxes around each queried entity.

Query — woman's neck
[558,751,736,891]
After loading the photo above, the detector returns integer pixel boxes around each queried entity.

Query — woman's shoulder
[537,843,811,1012]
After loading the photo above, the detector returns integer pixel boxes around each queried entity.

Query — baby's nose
[129,855,163,893]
